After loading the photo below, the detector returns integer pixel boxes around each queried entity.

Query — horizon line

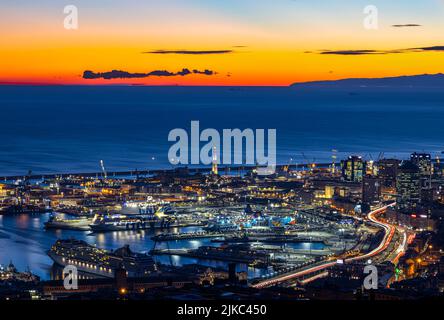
[1,72,444,87]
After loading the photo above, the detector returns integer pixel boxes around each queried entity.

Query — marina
[0,202,340,281]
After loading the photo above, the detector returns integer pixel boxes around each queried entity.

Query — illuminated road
[393,228,415,264]
[252,203,397,289]
[345,203,396,263]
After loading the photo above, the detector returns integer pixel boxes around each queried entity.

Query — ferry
[123,196,158,209]
[44,214,92,231]
[204,218,239,232]
[123,197,172,214]
[47,239,156,278]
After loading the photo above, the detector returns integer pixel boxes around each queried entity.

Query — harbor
[1,147,441,301]
[0,201,342,280]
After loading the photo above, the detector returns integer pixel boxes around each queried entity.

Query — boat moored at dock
[89,206,205,232]
[44,214,92,231]
[47,239,157,278]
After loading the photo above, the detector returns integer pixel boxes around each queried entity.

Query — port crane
[100,160,107,179]
[152,237,174,266]
[377,152,385,161]
[300,152,309,173]
[301,152,316,172]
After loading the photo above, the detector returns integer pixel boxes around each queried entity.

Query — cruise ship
[47,239,157,278]
[89,206,202,232]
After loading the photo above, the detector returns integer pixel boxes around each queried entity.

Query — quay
[149,246,272,266]
[151,232,226,242]
[210,236,327,245]
[0,163,332,181]
[151,231,328,245]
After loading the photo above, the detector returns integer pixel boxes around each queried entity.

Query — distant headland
[290,73,444,89]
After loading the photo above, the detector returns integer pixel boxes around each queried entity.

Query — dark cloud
[392,24,422,28]
[83,68,216,80]
[320,50,388,55]
[314,45,444,56]
[144,50,233,55]
[192,69,215,75]
[412,46,444,52]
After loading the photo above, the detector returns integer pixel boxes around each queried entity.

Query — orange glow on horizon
[1,2,444,86]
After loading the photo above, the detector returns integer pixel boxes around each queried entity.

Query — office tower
[377,159,401,188]
[341,156,365,182]
[362,175,381,205]
[396,161,421,212]
[410,152,432,176]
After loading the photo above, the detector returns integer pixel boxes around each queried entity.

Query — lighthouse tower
[212,146,219,175]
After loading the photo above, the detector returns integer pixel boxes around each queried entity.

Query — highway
[345,203,396,263]
[251,203,397,289]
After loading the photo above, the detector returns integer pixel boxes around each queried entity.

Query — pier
[151,231,328,245]
[211,236,327,245]
[151,232,226,242]
[0,163,332,181]
[150,246,272,266]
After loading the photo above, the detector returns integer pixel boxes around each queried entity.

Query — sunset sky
[1,0,444,85]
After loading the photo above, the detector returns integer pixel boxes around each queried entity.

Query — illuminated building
[324,185,335,199]
[365,160,378,176]
[421,187,438,203]
[335,186,350,198]
[410,152,432,177]
[341,156,365,182]
[385,209,436,231]
[377,159,400,188]
[0,184,15,197]
[362,176,381,206]
[396,161,421,212]
[411,152,433,190]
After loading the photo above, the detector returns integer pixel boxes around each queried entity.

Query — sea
[0,85,443,279]
[1,86,443,176]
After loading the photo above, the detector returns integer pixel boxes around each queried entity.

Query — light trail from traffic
[345,203,396,263]
[252,203,397,289]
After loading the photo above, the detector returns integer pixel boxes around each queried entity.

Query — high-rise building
[365,160,377,176]
[396,161,421,212]
[362,176,381,205]
[377,159,400,188]
[410,152,432,177]
[341,156,365,182]
[421,187,438,203]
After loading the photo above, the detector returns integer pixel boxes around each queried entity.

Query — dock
[150,246,272,267]
[151,232,225,242]
[0,163,332,181]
